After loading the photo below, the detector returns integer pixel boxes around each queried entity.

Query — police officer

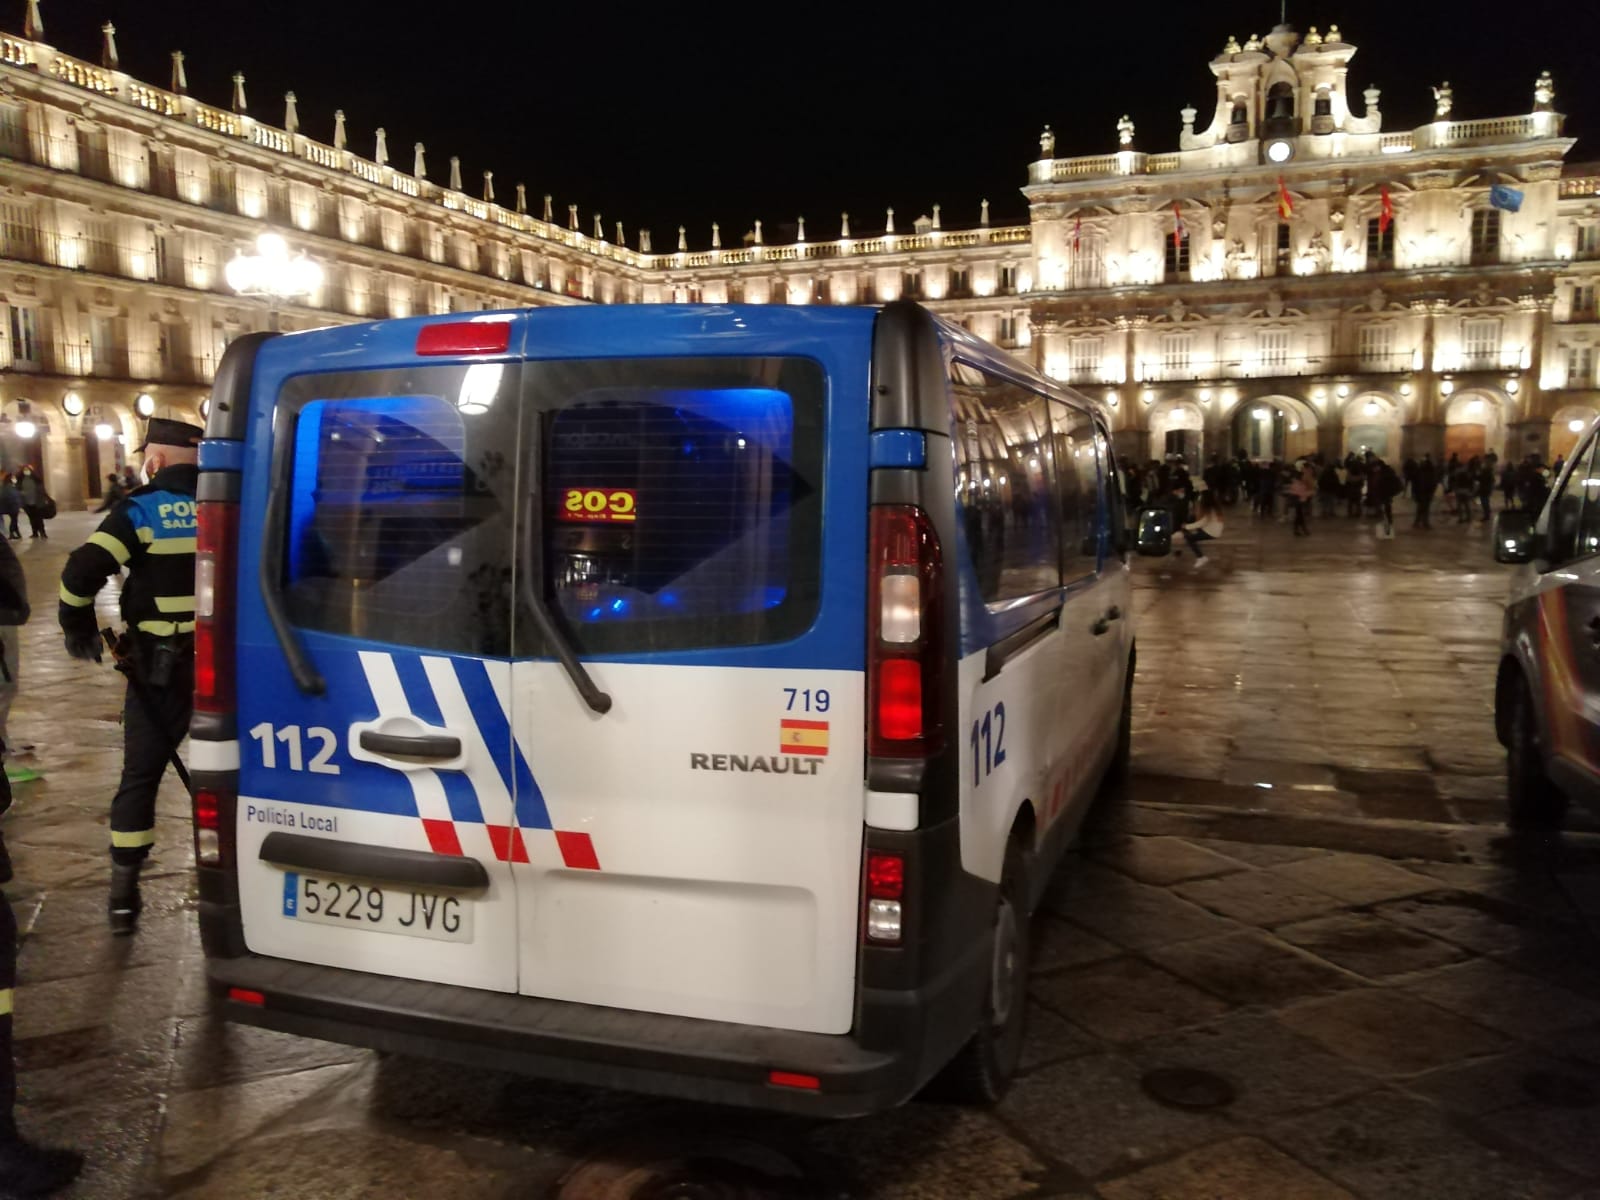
[59,418,201,935]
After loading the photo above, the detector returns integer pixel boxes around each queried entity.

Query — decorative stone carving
[1265,290,1285,318]
[1243,33,1262,52]
[1534,71,1555,111]
[1223,35,1240,54]
[1329,207,1345,230]
[1039,125,1054,158]
[1168,297,1186,323]
[1432,81,1452,119]
[1367,288,1386,312]
[1116,114,1135,148]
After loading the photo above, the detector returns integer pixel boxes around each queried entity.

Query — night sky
[36,1,1600,250]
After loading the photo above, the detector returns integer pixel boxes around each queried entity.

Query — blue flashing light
[610,598,628,614]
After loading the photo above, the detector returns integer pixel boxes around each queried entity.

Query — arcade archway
[1551,404,1599,463]
[1230,394,1318,461]
[1343,393,1401,460]
[1443,391,1507,462]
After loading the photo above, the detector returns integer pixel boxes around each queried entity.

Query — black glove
[64,631,103,663]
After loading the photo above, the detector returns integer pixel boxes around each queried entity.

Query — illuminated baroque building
[0,10,1594,505]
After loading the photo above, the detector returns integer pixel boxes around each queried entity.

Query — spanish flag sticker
[780,719,829,757]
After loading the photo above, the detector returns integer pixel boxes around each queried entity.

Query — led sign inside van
[560,487,638,523]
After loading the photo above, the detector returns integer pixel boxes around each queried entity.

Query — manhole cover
[1140,1067,1237,1111]
[554,1139,810,1200]
[1520,1070,1598,1109]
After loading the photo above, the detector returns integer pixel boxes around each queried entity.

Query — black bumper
[204,948,980,1118]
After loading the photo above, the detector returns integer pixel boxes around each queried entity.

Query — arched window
[1266,83,1295,122]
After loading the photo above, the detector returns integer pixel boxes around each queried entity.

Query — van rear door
[504,347,867,1036]
[233,352,527,993]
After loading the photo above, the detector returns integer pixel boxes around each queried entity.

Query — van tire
[1508,680,1567,830]
[936,840,1031,1105]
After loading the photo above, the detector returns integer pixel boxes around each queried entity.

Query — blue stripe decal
[391,655,486,825]
[870,429,926,470]
[453,658,553,832]
[199,439,245,472]
[282,871,299,916]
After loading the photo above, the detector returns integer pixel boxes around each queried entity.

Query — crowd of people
[1123,447,1562,565]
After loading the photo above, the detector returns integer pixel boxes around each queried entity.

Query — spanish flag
[780,719,829,757]
[1277,176,1294,220]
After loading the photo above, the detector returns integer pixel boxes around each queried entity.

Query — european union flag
[1490,185,1525,213]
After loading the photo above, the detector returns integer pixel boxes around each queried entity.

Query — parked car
[1493,423,1600,828]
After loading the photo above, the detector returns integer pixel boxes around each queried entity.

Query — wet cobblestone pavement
[9,505,1600,1197]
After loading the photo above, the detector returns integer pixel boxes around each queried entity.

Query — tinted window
[951,361,1062,606]
[1548,436,1600,564]
[280,363,521,654]
[534,356,823,654]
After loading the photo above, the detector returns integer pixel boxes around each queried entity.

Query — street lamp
[135,393,155,418]
[224,233,323,300]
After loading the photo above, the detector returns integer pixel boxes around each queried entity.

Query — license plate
[281,872,473,943]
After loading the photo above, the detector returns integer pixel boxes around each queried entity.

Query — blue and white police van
[190,301,1135,1115]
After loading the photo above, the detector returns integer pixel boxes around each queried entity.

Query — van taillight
[194,499,238,715]
[194,787,223,867]
[867,506,944,757]
[864,851,905,944]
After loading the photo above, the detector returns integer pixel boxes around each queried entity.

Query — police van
[191,301,1135,1115]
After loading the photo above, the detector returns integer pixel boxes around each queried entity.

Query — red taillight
[867,505,944,757]
[867,853,904,899]
[194,788,220,831]
[768,1070,821,1091]
[194,499,239,715]
[228,987,265,1007]
[415,319,512,356]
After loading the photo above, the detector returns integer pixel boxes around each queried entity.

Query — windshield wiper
[518,424,612,715]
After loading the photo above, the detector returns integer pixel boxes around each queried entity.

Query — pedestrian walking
[1180,490,1225,570]
[14,469,46,540]
[1288,461,1315,536]
[1413,453,1438,529]
[0,531,84,1196]
[58,418,202,935]
[1454,458,1477,524]
[1317,461,1340,518]
[0,479,17,542]
[1369,457,1401,537]
[94,473,125,513]
[1476,457,1496,522]
[1345,459,1365,517]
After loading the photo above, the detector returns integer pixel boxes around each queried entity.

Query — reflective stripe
[155,595,196,613]
[188,739,239,772]
[148,536,197,556]
[136,526,154,544]
[89,531,132,565]
[110,827,155,848]
[59,582,95,607]
[135,619,195,635]
[0,989,11,1017]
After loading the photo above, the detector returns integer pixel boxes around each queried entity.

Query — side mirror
[1493,511,1538,565]
[1136,507,1174,557]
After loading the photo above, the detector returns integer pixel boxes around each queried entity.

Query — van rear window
[533,355,824,655]
[278,363,521,655]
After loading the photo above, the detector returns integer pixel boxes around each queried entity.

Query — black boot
[108,861,142,936]
[0,1135,83,1196]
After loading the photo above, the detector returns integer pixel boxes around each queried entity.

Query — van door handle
[358,730,462,760]
[1104,606,1123,622]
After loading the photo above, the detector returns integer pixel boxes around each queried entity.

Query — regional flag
[1379,185,1393,234]
[1072,215,1082,252]
[1172,200,1186,246]
[780,718,829,757]
[1489,185,1524,213]
[1277,177,1294,219]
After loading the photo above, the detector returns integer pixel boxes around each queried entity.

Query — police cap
[137,417,204,452]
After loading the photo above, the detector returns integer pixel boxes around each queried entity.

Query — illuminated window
[814,276,831,305]
[6,305,38,368]
[1573,284,1597,321]
[1164,232,1190,277]
[949,267,970,298]
[998,315,1018,346]
[1071,233,1105,289]
[1069,336,1102,381]
[1358,323,1395,370]
[727,280,745,304]
[1257,329,1291,373]
[1160,331,1193,378]
[1462,318,1502,370]
[998,264,1017,294]
[1275,223,1293,271]
[1578,225,1600,262]
[1365,218,1392,266]
[901,271,923,300]
[1571,346,1595,387]
[1470,209,1501,262]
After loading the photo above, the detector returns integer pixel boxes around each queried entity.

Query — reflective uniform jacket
[58,463,198,641]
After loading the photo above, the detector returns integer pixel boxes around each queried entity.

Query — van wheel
[937,841,1031,1104]
[1508,681,1567,830]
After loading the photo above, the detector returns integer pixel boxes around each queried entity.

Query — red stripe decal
[783,743,828,756]
[508,827,530,864]
[780,719,829,731]
[485,824,515,862]
[555,830,600,871]
[422,819,463,856]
